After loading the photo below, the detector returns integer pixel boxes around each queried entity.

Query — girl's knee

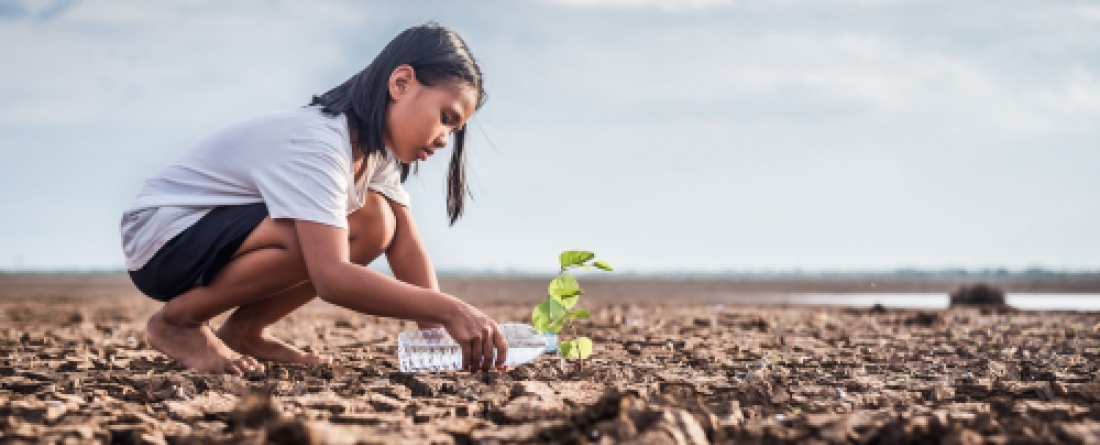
[348,191,397,263]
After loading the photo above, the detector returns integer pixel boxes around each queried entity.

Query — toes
[244,355,263,371]
[305,354,333,365]
[224,362,243,375]
[234,356,259,373]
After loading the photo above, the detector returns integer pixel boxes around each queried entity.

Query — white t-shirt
[120,106,411,271]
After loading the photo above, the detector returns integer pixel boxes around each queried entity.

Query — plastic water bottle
[398,323,555,373]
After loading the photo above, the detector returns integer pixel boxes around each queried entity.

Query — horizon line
[2,267,1099,277]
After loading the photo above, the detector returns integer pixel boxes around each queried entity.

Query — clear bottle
[398,323,555,373]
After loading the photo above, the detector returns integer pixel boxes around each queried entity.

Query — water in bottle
[398,323,553,373]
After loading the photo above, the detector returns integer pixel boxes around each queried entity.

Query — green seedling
[531,250,613,360]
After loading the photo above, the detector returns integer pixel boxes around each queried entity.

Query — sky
[0,0,1098,272]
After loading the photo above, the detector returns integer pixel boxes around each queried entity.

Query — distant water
[766,293,1100,311]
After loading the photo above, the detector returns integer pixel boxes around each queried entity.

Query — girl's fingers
[481,329,495,372]
[492,325,508,369]
[460,341,474,372]
[469,335,484,372]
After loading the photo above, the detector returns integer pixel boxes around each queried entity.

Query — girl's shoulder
[239,106,346,139]
[205,106,349,155]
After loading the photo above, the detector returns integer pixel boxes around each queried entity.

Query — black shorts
[128,203,268,302]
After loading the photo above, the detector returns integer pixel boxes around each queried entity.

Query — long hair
[310,22,485,225]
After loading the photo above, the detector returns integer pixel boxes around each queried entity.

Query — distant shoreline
[3,272,1098,303]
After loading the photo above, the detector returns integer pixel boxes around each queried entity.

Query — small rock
[1051,381,1068,397]
[227,392,281,430]
[67,310,87,325]
[264,419,321,445]
[943,428,983,445]
[906,312,939,327]
[368,393,407,412]
[329,412,404,426]
[949,283,1007,307]
[165,401,204,421]
[929,385,955,402]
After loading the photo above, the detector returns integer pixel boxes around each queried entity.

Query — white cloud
[541,0,734,11]
[1073,5,1100,23]
[1028,68,1100,114]
[0,0,361,126]
[519,26,1099,138]
[540,0,914,11]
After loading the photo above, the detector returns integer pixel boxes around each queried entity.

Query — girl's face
[384,65,479,164]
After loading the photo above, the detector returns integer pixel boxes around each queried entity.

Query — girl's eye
[441,113,451,125]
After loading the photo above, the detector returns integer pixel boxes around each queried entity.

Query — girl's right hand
[441,299,508,372]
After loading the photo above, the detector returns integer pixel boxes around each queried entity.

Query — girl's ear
[388,65,417,102]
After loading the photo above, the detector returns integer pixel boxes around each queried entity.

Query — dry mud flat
[2,297,1100,444]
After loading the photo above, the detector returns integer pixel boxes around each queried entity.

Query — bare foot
[217,323,332,365]
[145,309,262,375]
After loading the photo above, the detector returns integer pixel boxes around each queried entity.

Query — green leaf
[549,309,581,333]
[549,274,582,296]
[548,275,583,309]
[571,337,593,359]
[552,294,580,311]
[548,317,568,333]
[559,250,595,269]
[558,340,574,358]
[532,297,566,333]
[593,260,614,271]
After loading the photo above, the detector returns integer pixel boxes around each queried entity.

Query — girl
[120,23,507,375]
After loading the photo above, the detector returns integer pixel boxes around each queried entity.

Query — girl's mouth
[419,148,433,161]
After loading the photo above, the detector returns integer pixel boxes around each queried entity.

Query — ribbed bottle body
[398,323,549,373]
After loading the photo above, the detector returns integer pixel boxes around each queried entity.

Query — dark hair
[310,22,485,225]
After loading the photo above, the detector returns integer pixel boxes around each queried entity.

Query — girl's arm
[383,197,443,329]
[295,219,506,371]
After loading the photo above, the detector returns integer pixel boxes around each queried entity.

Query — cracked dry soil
[2,296,1100,444]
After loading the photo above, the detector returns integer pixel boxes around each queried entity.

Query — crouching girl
[120,23,506,375]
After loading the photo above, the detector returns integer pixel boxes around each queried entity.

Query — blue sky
[1,0,1098,272]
